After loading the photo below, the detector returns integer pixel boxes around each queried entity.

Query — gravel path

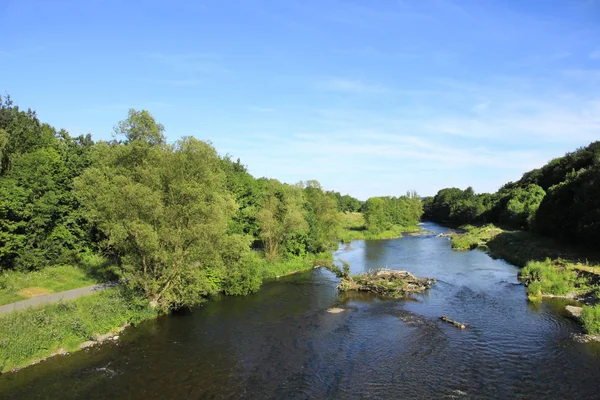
[0,282,118,316]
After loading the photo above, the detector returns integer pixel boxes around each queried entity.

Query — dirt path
[0,282,117,316]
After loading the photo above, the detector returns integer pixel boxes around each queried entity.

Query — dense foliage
[0,96,93,270]
[424,141,600,248]
[0,97,416,311]
[363,193,423,233]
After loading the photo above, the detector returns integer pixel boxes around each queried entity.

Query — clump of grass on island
[581,305,600,335]
[338,212,421,242]
[0,287,157,373]
[518,259,589,302]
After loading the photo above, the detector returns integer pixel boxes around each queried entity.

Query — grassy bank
[450,224,600,334]
[262,252,333,279]
[450,224,600,268]
[338,212,421,242]
[0,287,157,373]
[519,259,591,302]
[0,251,332,373]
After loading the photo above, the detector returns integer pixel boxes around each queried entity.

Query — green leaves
[364,194,423,233]
[75,133,243,311]
[0,100,92,270]
[257,180,308,261]
[114,109,165,146]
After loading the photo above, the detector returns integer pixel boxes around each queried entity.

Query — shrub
[520,259,577,298]
[581,305,600,334]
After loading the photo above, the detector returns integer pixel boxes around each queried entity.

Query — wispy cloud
[318,78,391,94]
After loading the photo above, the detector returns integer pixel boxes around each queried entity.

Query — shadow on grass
[486,231,600,268]
[78,254,121,283]
[346,226,366,232]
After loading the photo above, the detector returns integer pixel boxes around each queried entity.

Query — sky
[1,0,599,199]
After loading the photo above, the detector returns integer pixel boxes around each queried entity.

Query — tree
[302,180,341,253]
[364,197,389,233]
[114,109,165,146]
[534,165,600,248]
[220,156,261,238]
[256,180,308,261]
[501,184,545,229]
[75,112,247,310]
[0,98,92,270]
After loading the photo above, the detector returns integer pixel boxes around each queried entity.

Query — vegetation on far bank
[423,141,600,247]
[338,212,421,242]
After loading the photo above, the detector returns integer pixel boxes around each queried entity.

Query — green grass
[262,252,333,279]
[0,265,100,306]
[0,254,119,306]
[451,224,600,303]
[451,224,503,251]
[337,212,420,242]
[519,259,584,302]
[581,305,600,335]
[451,224,600,268]
[0,287,157,373]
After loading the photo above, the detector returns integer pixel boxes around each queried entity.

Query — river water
[2,222,600,399]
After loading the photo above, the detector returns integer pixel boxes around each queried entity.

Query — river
[2,222,600,399]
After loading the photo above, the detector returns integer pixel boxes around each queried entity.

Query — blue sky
[1,0,599,199]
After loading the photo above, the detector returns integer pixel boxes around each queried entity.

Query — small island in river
[337,269,436,297]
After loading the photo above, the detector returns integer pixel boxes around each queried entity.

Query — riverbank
[0,252,332,374]
[0,287,157,373]
[449,224,600,335]
[338,212,421,242]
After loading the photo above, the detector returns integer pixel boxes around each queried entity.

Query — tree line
[423,141,600,249]
[0,97,423,310]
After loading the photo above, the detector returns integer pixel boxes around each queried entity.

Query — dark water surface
[2,222,600,399]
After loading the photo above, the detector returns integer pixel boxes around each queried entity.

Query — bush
[527,281,542,303]
[581,305,600,334]
[520,259,577,299]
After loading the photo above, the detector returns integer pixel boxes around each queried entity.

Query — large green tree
[256,180,308,261]
[75,111,254,310]
[302,180,341,253]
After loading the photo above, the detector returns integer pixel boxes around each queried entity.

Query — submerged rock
[337,269,436,297]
